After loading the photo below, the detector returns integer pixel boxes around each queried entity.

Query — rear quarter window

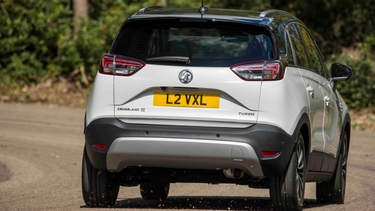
[299,26,326,77]
[287,24,309,69]
[111,19,274,67]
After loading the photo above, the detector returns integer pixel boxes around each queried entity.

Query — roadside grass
[350,109,375,131]
[0,78,88,108]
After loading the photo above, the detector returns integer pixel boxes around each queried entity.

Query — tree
[73,0,89,35]
[270,0,375,56]
[160,0,167,6]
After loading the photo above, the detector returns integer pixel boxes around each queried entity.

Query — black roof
[129,7,300,28]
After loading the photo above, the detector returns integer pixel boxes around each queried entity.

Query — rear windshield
[111,19,273,67]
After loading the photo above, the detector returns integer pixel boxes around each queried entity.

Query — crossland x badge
[179,69,193,84]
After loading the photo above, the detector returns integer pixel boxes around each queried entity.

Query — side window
[287,24,309,68]
[299,26,326,77]
[285,31,295,65]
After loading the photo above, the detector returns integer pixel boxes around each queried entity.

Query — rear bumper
[84,118,295,178]
[107,137,263,177]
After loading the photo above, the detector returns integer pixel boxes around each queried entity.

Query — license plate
[153,92,220,108]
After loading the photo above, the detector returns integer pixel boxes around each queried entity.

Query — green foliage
[333,56,375,108]
[166,0,270,10]
[271,0,375,56]
[0,0,72,84]
[364,34,375,60]
[0,0,270,82]
[0,0,374,109]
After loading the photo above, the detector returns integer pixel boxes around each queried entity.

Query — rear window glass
[111,19,273,67]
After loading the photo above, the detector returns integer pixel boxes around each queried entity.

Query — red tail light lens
[261,151,280,157]
[99,54,145,76]
[92,143,106,151]
[230,60,284,81]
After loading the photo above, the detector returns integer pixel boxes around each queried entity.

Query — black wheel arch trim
[336,113,351,167]
[83,111,87,135]
[330,113,351,173]
[261,113,311,177]
[293,113,311,168]
[343,113,351,152]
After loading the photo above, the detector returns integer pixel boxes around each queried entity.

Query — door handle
[339,102,344,111]
[324,96,330,106]
[306,85,314,98]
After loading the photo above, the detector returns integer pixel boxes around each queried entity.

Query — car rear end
[84,9,295,182]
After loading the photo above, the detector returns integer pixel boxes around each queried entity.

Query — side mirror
[331,63,352,82]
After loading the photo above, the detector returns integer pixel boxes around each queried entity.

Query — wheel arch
[293,113,311,167]
[328,112,351,181]
[83,111,87,135]
[343,113,351,153]
[269,112,310,210]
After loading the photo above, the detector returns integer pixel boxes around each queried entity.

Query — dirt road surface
[0,103,374,210]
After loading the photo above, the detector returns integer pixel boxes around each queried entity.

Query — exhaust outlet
[223,168,244,179]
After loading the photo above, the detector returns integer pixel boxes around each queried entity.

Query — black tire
[316,132,348,204]
[82,148,120,207]
[270,132,306,211]
[140,181,170,200]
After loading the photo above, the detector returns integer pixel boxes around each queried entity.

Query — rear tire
[82,148,120,207]
[270,132,306,211]
[316,132,348,204]
[140,181,170,200]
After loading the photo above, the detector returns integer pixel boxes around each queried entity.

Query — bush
[0,0,73,84]
[0,0,374,110]
[0,0,165,85]
[333,56,375,108]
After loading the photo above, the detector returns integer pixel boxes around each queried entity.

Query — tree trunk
[73,0,88,35]
[160,0,167,6]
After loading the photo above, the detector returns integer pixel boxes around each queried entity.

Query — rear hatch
[107,18,278,128]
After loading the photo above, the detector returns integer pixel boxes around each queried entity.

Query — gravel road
[0,103,374,210]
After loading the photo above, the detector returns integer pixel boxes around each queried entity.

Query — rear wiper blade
[147,56,190,64]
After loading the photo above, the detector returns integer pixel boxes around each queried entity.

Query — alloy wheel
[296,135,305,204]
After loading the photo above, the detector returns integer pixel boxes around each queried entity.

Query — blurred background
[0,0,374,129]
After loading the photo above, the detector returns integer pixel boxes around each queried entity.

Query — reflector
[92,144,106,151]
[261,151,279,157]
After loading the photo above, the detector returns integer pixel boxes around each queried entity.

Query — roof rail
[138,6,163,14]
[259,9,292,18]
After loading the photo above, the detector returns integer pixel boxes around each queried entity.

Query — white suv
[82,6,352,210]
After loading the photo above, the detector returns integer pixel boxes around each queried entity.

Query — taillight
[230,60,284,81]
[99,54,145,76]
